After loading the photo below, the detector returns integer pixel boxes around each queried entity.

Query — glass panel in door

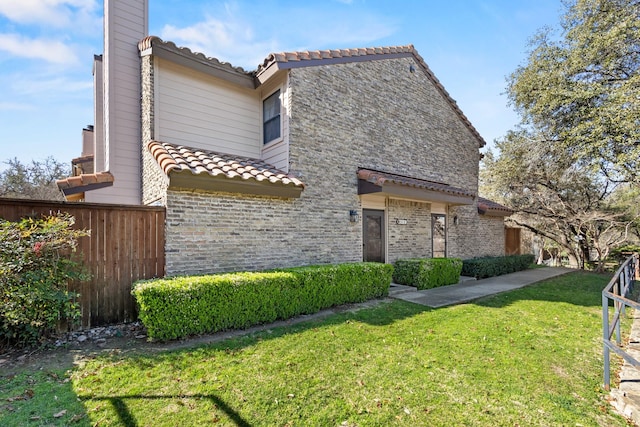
[363,209,385,262]
[432,214,446,258]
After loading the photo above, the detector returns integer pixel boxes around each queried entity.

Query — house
[57,0,512,276]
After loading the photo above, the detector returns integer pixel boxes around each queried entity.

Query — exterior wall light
[453,215,459,225]
[349,210,360,223]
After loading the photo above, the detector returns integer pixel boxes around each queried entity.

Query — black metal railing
[603,253,640,390]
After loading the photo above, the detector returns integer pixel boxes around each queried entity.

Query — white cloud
[159,3,397,70]
[0,0,99,29]
[0,33,79,64]
[161,16,278,70]
[0,101,34,111]
[11,75,92,96]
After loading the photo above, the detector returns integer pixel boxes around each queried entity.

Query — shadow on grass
[69,270,614,426]
[85,393,250,427]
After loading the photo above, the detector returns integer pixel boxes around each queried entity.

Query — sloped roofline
[477,196,513,217]
[138,37,486,148]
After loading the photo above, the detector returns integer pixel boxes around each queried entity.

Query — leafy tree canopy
[0,157,69,201]
[481,130,638,270]
[507,0,640,182]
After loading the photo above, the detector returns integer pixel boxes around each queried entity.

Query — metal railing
[603,253,640,390]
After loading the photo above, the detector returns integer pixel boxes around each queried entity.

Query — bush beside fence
[393,258,462,290]
[133,262,393,341]
[462,254,535,279]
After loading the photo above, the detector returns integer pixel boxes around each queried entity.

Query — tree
[507,0,640,183]
[481,130,637,270]
[0,157,70,201]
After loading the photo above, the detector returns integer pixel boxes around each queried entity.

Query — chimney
[89,0,148,204]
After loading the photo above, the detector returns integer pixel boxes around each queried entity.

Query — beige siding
[260,74,290,171]
[92,0,147,205]
[155,58,261,158]
[92,55,105,171]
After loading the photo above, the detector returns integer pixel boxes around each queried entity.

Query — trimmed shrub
[133,262,393,341]
[393,258,463,290]
[0,214,88,348]
[461,254,535,279]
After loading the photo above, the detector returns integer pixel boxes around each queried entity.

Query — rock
[76,335,88,343]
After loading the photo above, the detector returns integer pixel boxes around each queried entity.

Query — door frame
[362,208,386,263]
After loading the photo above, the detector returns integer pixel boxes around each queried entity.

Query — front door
[363,209,385,262]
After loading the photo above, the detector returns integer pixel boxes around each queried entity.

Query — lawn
[0,271,630,426]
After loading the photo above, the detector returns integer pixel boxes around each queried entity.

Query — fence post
[603,292,611,390]
[615,279,622,345]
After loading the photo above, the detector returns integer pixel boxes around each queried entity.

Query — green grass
[0,369,87,425]
[0,271,629,426]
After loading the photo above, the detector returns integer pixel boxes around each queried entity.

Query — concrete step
[388,283,417,297]
[389,276,476,296]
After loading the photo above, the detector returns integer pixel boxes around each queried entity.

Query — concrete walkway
[610,304,640,425]
[388,266,574,307]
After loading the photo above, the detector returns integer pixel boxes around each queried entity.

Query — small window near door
[432,214,446,258]
[263,89,281,144]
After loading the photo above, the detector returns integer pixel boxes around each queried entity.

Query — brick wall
[387,199,431,262]
[475,215,508,257]
[157,55,505,274]
[165,189,361,275]
[288,57,488,262]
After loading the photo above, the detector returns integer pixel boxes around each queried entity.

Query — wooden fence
[0,198,165,328]
[505,227,521,255]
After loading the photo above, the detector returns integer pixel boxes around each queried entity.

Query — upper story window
[263,89,281,144]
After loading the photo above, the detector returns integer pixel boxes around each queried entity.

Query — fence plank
[0,198,165,328]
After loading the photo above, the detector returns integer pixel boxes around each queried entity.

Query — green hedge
[392,258,462,290]
[132,262,393,341]
[461,254,535,279]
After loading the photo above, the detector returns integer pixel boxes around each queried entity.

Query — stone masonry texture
[157,55,505,274]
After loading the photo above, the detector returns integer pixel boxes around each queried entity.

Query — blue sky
[0,0,564,170]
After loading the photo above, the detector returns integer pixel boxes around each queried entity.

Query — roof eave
[59,180,114,196]
[358,179,474,206]
[139,36,257,89]
[168,171,303,199]
[478,207,513,217]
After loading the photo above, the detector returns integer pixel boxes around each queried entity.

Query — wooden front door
[363,209,385,262]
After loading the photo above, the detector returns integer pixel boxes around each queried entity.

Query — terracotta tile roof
[257,45,416,72]
[357,169,475,199]
[477,197,513,216]
[56,171,114,196]
[138,37,485,148]
[147,141,305,189]
[138,36,251,75]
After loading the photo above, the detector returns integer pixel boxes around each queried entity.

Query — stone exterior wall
[156,54,505,274]
[288,57,482,263]
[387,199,431,262]
[140,55,168,205]
[475,215,507,257]
[165,189,361,275]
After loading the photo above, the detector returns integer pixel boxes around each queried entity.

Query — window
[263,89,281,144]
